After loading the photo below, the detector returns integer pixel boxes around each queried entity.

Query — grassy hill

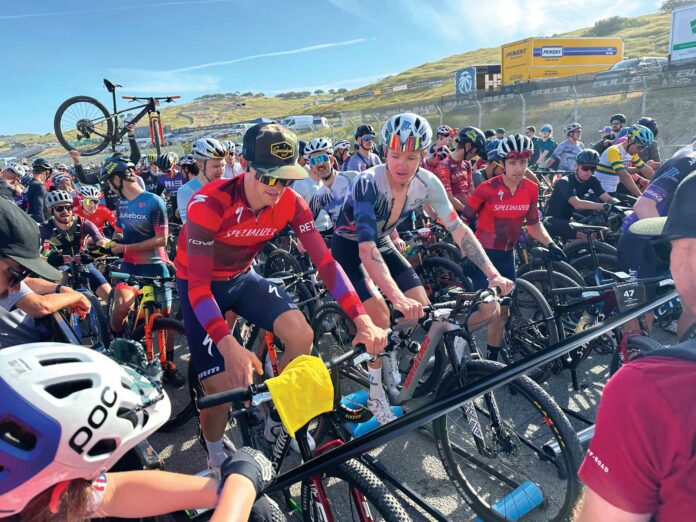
[5,10,671,148]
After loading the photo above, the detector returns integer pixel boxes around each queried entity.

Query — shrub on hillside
[584,16,628,36]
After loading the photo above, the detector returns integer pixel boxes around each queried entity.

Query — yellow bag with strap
[265,355,334,438]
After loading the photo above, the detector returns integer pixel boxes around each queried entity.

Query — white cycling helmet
[304,137,333,156]
[51,172,72,185]
[497,134,534,160]
[381,112,433,152]
[221,140,236,154]
[191,137,228,161]
[78,184,102,199]
[4,161,26,177]
[45,190,73,208]
[564,122,582,135]
[0,343,171,516]
[334,139,351,151]
[55,163,70,172]
[436,124,452,136]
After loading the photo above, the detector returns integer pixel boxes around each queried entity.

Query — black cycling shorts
[466,248,516,291]
[177,269,299,381]
[331,233,421,302]
[543,216,575,241]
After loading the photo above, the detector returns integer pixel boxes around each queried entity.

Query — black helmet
[484,129,496,139]
[32,157,51,173]
[156,151,179,171]
[456,126,486,152]
[100,156,135,182]
[355,124,376,140]
[576,149,600,167]
[610,114,626,124]
[636,116,658,138]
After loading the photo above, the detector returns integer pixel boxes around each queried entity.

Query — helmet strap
[202,160,214,183]
[49,480,71,514]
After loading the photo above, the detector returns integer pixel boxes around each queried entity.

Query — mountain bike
[54,78,180,156]
[194,350,411,522]
[108,271,193,431]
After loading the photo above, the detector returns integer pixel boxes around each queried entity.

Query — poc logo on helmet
[69,387,118,455]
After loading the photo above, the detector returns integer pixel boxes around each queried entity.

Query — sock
[368,367,385,400]
[205,437,228,468]
[487,345,500,361]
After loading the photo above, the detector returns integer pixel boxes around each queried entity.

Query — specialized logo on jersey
[235,206,244,223]
[191,194,208,205]
[203,334,214,357]
[268,284,281,298]
[498,189,505,201]
[271,141,294,160]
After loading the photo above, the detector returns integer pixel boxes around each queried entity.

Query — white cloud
[165,38,374,73]
[108,69,221,94]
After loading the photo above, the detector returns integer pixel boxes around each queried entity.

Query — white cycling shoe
[264,415,316,454]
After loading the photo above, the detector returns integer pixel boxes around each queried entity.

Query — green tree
[585,16,628,36]
[660,0,696,13]
[314,89,325,95]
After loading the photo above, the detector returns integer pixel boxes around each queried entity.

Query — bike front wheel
[301,458,410,522]
[433,360,583,521]
[54,95,114,155]
[69,289,109,347]
[132,317,194,431]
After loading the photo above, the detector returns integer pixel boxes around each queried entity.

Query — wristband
[486,273,499,282]
[54,283,63,294]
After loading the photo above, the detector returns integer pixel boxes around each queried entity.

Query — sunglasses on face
[611,121,622,126]
[254,172,293,187]
[82,199,99,206]
[579,165,596,172]
[309,154,330,166]
[361,135,375,142]
[6,265,30,287]
[52,205,73,213]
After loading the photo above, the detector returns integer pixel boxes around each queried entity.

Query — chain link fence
[317,64,696,158]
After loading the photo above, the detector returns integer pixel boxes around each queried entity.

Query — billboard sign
[455,66,477,96]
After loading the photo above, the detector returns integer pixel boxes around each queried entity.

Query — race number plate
[614,281,646,312]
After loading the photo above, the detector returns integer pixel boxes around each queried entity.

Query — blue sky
[0,0,662,135]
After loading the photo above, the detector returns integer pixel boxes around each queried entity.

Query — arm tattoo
[458,228,495,275]
[370,246,386,266]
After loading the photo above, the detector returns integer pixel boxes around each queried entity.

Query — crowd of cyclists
[0,105,694,521]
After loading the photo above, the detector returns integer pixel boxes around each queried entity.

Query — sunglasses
[309,154,330,166]
[6,265,31,287]
[255,172,293,187]
[505,149,532,160]
[361,135,375,142]
[579,165,596,172]
[82,198,99,206]
[611,121,622,126]
[52,205,73,213]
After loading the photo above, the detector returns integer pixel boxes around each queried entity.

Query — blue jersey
[304,170,358,226]
[116,191,168,264]
[334,164,461,243]
[157,171,187,197]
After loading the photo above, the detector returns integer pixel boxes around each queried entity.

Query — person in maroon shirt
[435,126,486,212]
[575,173,696,521]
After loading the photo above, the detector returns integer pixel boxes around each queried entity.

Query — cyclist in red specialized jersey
[462,134,565,361]
[175,123,386,475]
[73,184,121,234]
[435,126,486,212]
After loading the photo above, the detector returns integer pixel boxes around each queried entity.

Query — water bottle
[474,480,543,521]
[399,341,421,373]
[347,406,404,438]
[453,336,467,362]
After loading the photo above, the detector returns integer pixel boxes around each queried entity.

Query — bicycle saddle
[529,247,553,261]
[568,222,608,234]
[103,78,122,93]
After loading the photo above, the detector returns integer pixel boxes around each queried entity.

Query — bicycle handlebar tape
[197,387,250,410]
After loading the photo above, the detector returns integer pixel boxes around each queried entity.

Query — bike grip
[327,344,365,368]
[197,387,251,410]
[110,271,131,280]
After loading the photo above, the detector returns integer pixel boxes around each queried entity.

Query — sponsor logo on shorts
[198,366,220,379]
[188,239,214,246]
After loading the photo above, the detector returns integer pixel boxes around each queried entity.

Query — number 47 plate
[614,281,646,313]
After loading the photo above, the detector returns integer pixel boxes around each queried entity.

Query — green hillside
[5,10,672,147]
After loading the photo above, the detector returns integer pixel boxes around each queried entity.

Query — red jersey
[461,176,539,251]
[175,176,365,344]
[74,204,121,233]
[579,356,696,520]
[435,157,474,202]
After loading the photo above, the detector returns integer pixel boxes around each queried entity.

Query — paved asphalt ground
[150,327,676,521]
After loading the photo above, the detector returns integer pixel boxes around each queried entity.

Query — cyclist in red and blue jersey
[175,123,386,475]
[462,134,565,361]
[333,112,513,425]
[99,156,182,385]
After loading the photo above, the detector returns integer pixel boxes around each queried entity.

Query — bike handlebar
[122,95,180,102]
[197,344,368,410]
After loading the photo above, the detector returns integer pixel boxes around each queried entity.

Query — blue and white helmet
[381,112,433,152]
[0,343,171,516]
[77,184,102,199]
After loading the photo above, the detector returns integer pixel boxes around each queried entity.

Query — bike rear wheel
[54,95,113,155]
[433,361,583,521]
[301,458,410,522]
[132,317,194,431]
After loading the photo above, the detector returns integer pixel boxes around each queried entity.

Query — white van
[283,115,315,132]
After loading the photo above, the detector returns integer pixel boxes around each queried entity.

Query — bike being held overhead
[54,78,179,156]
